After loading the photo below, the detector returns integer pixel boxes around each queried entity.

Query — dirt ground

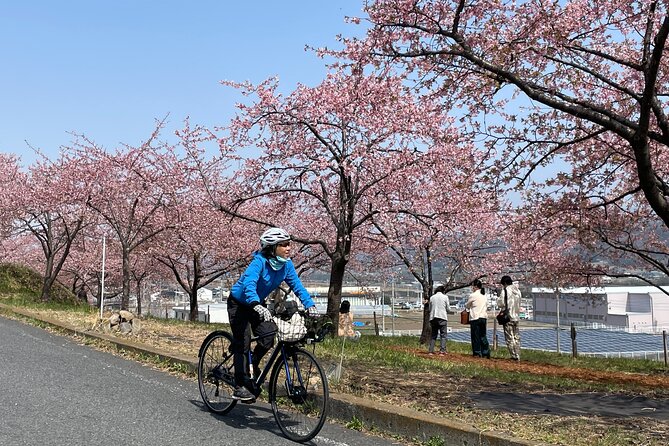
[337,355,669,446]
[15,308,669,445]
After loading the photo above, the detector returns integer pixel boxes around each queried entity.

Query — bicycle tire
[197,331,237,414]
[269,347,329,442]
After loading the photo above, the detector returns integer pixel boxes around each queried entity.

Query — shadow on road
[187,399,322,442]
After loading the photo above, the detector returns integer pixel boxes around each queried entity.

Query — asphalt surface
[0,316,402,446]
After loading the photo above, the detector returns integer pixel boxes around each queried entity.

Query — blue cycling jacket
[229,251,315,308]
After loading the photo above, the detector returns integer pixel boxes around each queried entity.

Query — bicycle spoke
[198,332,237,414]
[269,348,328,442]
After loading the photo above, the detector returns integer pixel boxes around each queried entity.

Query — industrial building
[531,286,669,333]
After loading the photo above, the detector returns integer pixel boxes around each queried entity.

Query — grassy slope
[0,263,78,304]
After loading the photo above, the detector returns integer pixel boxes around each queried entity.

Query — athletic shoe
[232,386,254,401]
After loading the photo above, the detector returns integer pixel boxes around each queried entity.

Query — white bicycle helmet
[260,227,291,248]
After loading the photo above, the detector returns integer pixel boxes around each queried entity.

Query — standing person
[338,300,355,338]
[227,227,319,401]
[466,279,490,358]
[498,275,522,361]
[427,285,453,355]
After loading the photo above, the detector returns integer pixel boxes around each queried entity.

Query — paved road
[0,316,401,446]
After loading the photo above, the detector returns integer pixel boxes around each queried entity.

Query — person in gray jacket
[427,285,454,355]
[497,275,522,361]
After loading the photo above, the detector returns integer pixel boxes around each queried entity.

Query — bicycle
[197,310,332,442]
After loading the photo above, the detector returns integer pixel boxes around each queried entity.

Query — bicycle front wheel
[269,347,329,442]
[197,331,237,414]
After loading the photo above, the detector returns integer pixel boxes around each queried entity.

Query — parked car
[519,309,533,320]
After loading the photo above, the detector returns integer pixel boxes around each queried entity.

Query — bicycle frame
[247,338,299,398]
[197,316,331,442]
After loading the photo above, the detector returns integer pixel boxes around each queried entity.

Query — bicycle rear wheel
[197,331,237,414]
[269,347,328,442]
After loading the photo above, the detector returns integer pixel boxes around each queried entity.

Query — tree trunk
[419,287,433,344]
[41,276,54,302]
[189,257,201,321]
[121,247,131,310]
[326,252,348,336]
[135,279,143,316]
[189,288,200,321]
[419,248,435,344]
[40,256,55,301]
[36,216,83,303]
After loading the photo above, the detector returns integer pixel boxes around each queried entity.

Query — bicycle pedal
[240,397,256,404]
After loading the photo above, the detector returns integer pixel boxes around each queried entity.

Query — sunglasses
[277,241,291,247]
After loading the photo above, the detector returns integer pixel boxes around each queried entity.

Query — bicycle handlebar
[249,312,332,344]
[304,314,333,344]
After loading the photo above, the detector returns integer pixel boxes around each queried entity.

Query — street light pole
[381,283,385,333]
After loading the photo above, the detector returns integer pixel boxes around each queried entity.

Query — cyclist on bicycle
[228,227,319,401]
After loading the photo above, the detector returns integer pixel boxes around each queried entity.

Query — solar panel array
[448,327,667,359]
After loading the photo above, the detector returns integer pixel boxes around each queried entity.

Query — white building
[173,301,229,323]
[531,286,669,333]
[172,297,390,322]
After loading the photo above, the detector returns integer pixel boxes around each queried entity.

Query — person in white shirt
[465,279,490,358]
[427,286,454,355]
[497,275,522,361]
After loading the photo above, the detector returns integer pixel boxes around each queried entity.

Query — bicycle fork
[281,349,308,403]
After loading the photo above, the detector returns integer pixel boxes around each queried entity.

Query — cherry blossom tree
[0,154,22,242]
[343,0,669,283]
[59,226,124,308]
[365,146,507,341]
[11,155,90,301]
[151,199,255,321]
[162,121,266,320]
[213,70,462,329]
[508,193,669,288]
[66,125,181,310]
[0,234,42,275]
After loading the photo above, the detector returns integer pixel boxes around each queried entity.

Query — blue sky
[0,1,366,166]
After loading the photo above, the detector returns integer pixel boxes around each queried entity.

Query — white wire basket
[274,312,307,342]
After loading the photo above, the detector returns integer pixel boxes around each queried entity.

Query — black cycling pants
[227,296,277,384]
